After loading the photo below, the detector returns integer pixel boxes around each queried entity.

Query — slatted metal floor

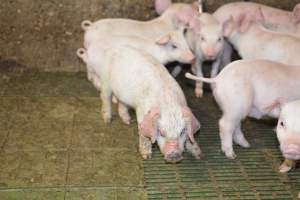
[143,90,300,200]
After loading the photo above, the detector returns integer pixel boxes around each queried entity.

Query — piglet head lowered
[277,100,300,161]
[156,27,195,63]
[139,106,201,163]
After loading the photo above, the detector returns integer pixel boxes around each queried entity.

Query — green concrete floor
[0,71,146,200]
[0,71,299,200]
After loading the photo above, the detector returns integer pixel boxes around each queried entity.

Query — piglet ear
[293,4,300,24]
[222,16,235,37]
[189,15,202,34]
[191,0,202,13]
[182,106,200,143]
[156,34,171,45]
[175,7,199,29]
[264,97,286,115]
[138,107,160,143]
[155,0,172,15]
[238,13,252,33]
[255,7,265,23]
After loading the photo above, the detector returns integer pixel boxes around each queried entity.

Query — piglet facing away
[185,59,300,159]
[82,1,201,42]
[213,2,300,34]
[223,10,300,66]
[276,100,300,173]
[213,2,300,68]
[91,46,203,163]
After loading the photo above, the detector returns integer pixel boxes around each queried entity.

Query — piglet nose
[165,152,183,163]
[184,51,195,62]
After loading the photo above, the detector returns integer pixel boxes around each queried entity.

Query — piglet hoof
[241,141,251,148]
[279,159,295,173]
[195,88,203,98]
[237,139,251,148]
[141,152,152,160]
[194,151,205,160]
[224,150,237,160]
[102,113,112,124]
[279,164,292,173]
[112,96,118,104]
[121,117,132,125]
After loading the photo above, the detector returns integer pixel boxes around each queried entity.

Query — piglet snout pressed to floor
[164,140,183,163]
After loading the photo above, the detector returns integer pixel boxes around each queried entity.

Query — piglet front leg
[193,59,204,98]
[100,85,113,123]
[139,135,152,159]
[211,57,222,78]
[118,102,132,125]
[185,139,204,159]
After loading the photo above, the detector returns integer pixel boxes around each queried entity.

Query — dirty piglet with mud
[79,46,203,163]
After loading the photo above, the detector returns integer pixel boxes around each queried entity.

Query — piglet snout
[282,144,300,160]
[204,48,217,60]
[165,152,183,163]
[164,140,183,163]
[183,51,195,63]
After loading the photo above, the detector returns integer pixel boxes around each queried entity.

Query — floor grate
[143,94,300,200]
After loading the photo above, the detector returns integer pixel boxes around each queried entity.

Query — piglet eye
[217,38,222,42]
[183,28,188,36]
[171,44,177,49]
[200,36,205,41]
[180,128,187,136]
[280,121,284,128]
[160,130,166,137]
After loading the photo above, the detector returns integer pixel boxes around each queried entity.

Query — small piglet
[223,10,300,66]
[214,2,300,66]
[78,28,194,92]
[155,0,229,97]
[214,2,300,34]
[81,2,200,42]
[185,59,300,159]
[79,46,203,163]
[185,13,229,97]
[276,100,300,173]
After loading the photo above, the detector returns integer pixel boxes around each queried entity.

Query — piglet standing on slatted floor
[185,60,300,161]
[78,46,203,163]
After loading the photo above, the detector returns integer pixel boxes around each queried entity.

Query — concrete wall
[0,0,299,72]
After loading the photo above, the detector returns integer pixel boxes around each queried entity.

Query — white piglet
[223,10,300,66]
[214,2,300,34]
[78,28,194,91]
[276,100,300,173]
[185,59,300,159]
[79,46,203,163]
[186,13,229,97]
[81,2,201,42]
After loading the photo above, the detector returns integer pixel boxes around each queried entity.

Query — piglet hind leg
[233,123,250,148]
[219,116,240,159]
[100,86,113,123]
[139,135,152,159]
[185,140,204,159]
[118,102,132,125]
[279,159,296,173]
